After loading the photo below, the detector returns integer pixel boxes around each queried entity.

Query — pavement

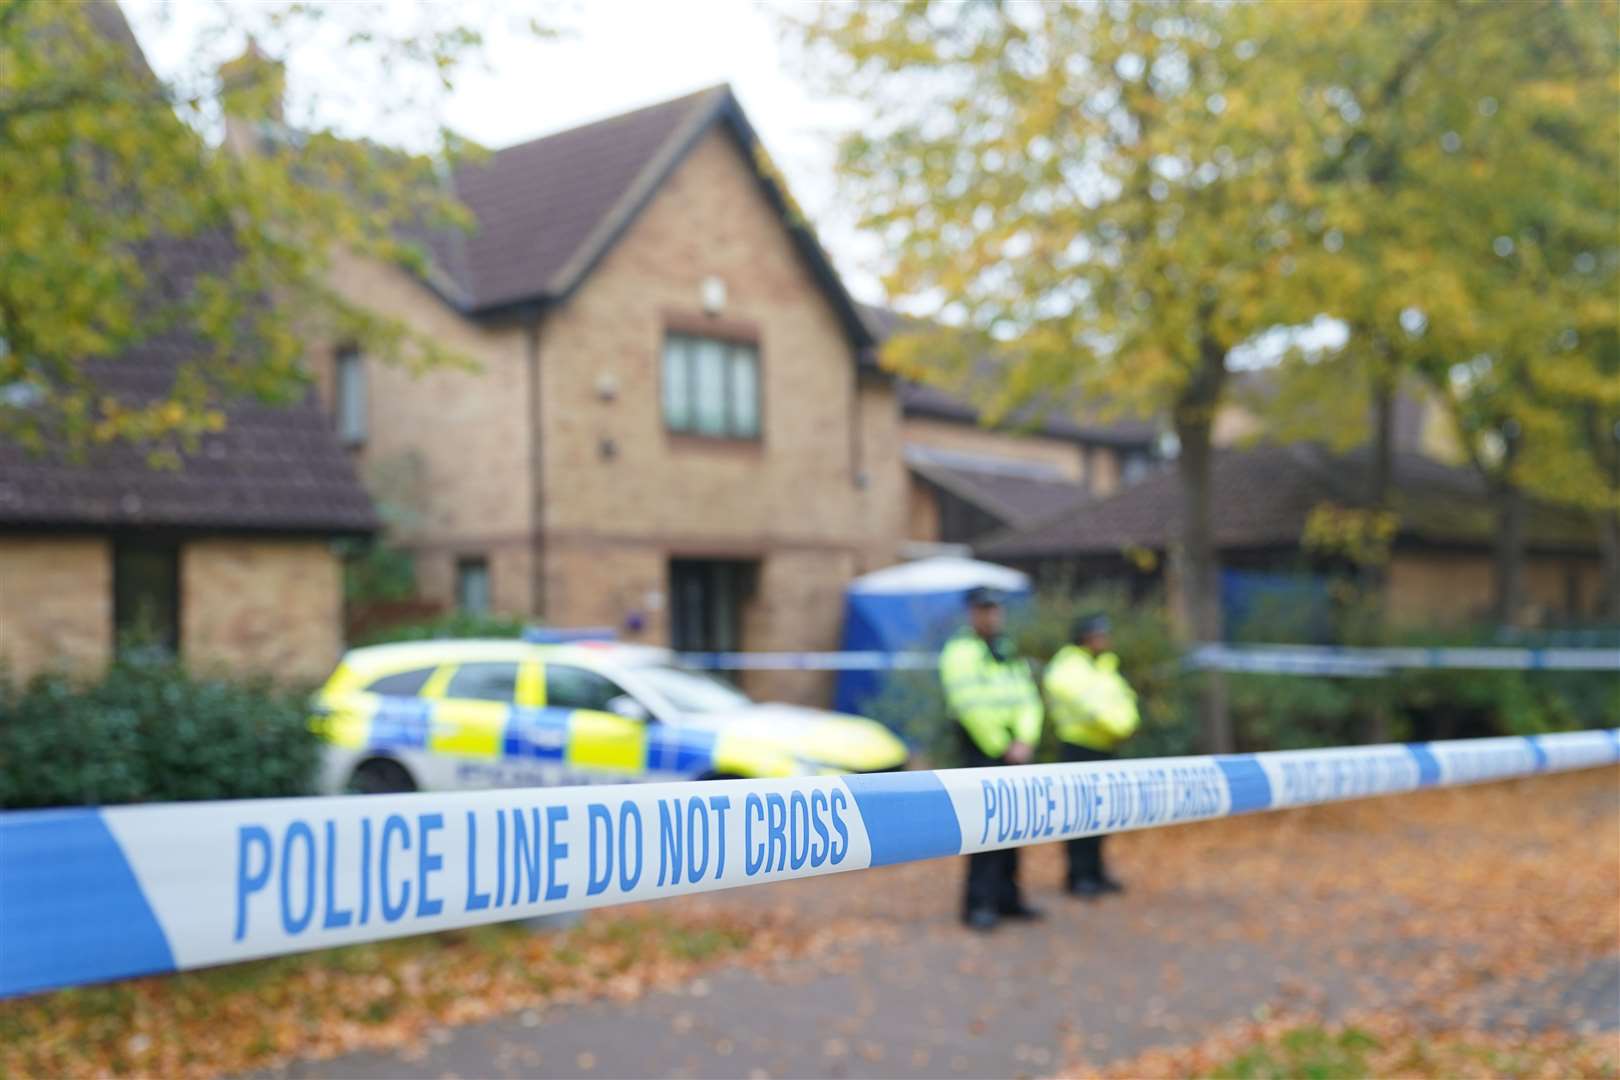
[262,772,1620,1079]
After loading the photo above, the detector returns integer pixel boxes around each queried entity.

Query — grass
[1213,1026,1380,1079]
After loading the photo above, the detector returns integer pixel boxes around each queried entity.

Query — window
[366,667,435,697]
[444,661,518,703]
[456,557,490,615]
[662,334,760,438]
[1120,450,1155,487]
[335,346,366,445]
[113,542,180,655]
[633,665,751,714]
[544,664,628,712]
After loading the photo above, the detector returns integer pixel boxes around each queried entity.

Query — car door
[544,663,648,782]
[424,660,519,785]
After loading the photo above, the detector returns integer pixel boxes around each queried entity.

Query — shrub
[357,611,528,646]
[862,587,1194,765]
[0,661,320,809]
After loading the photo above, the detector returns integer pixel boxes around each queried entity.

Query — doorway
[668,559,758,654]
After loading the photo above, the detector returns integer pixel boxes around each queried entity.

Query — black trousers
[1063,744,1114,885]
[960,735,1025,915]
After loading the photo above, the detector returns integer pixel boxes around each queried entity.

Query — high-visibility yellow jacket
[1044,644,1140,751]
[939,629,1042,759]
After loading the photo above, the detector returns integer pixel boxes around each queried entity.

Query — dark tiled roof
[423,86,872,350]
[859,304,1158,447]
[977,443,1596,559]
[436,88,720,310]
[905,446,1092,529]
[0,232,377,536]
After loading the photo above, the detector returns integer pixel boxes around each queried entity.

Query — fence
[3,729,1616,999]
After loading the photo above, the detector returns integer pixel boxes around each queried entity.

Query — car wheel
[698,771,745,782]
[349,758,417,795]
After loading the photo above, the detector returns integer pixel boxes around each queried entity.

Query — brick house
[318,87,1132,699]
[860,308,1160,551]
[0,233,377,685]
[977,442,1604,630]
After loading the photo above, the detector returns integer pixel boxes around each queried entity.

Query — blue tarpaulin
[833,557,1031,716]
[1221,568,1333,640]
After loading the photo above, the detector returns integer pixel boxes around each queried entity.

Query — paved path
[265,774,1620,1079]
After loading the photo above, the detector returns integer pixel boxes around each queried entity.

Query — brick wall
[856,378,907,572]
[0,536,111,679]
[1087,445,1123,497]
[318,248,537,615]
[1387,551,1604,626]
[906,476,943,544]
[530,128,898,676]
[182,539,343,684]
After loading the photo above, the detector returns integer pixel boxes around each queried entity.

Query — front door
[668,559,757,655]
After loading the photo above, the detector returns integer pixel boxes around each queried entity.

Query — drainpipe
[527,308,546,619]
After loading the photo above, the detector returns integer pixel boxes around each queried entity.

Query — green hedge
[0,662,321,809]
[862,587,1193,765]
[356,611,528,646]
[859,588,1611,761]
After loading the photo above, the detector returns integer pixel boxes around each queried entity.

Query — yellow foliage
[1303,503,1400,567]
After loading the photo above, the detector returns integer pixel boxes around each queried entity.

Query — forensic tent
[833,557,1031,717]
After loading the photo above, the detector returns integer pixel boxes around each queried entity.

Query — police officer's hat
[1071,611,1111,639]
[965,586,1003,609]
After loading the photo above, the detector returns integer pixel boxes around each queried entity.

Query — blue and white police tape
[1186,643,1620,677]
[3,729,1617,998]
[677,650,936,671]
[676,645,1620,675]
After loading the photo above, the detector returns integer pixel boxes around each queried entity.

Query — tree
[1272,0,1618,626]
[1400,1,1616,626]
[0,1,551,456]
[793,0,1327,751]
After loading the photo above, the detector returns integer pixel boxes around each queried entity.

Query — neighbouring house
[857,304,1161,552]
[0,232,377,685]
[976,442,1603,631]
[1213,367,1464,462]
[313,85,1129,700]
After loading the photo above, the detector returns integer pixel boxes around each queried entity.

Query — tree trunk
[1370,370,1395,511]
[1363,365,1395,745]
[1176,334,1231,753]
[1598,511,1620,621]
[1491,477,1527,627]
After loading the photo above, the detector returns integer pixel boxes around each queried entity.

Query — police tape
[674,645,1620,675]
[3,729,1617,999]
[1186,644,1620,677]
[677,650,936,671]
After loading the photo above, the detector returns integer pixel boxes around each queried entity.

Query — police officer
[1044,612,1140,898]
[940,586,1044,932]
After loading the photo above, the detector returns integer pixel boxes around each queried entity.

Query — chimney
[219,37,285,155]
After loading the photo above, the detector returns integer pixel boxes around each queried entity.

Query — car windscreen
[632,665,752,713]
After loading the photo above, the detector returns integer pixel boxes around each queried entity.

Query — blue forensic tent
[833,557,1031,716]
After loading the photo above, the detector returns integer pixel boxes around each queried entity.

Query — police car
[314,637,909,794]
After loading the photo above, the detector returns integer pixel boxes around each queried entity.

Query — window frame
[543,662,635,715]
[364,666,437,698]
[441,661,521,704]
[112,540,181,657]
[660,327,762,442]
[456,556,491,616]
[334,345,367,447]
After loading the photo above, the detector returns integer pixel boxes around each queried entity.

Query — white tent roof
[849,556,1030,596]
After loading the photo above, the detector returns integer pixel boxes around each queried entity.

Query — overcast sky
[120,0,1341,362]
[124,0,884,299]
